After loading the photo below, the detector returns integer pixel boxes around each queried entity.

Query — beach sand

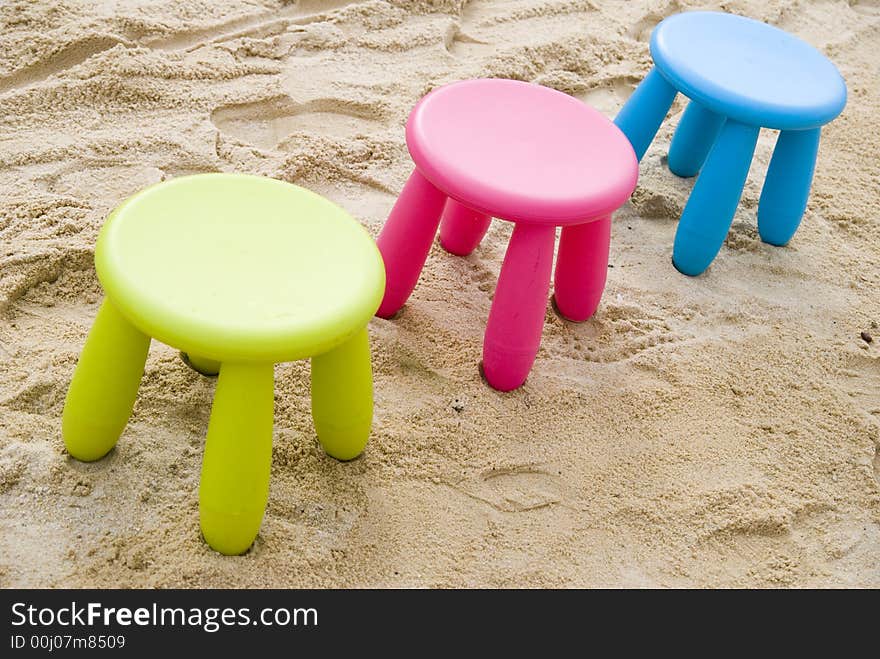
[0,0,878,588]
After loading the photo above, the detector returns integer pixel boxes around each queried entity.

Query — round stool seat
[651,11,847,130]
[405,78,638,225]
[96,173,385,363]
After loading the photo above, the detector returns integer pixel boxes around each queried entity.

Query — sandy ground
[0,0,878,588]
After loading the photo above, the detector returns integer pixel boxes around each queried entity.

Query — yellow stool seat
[62,174,385,555]
[98,173,384,362]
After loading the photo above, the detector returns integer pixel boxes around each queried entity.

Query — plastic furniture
[614,11,846,275]
[376,79,638,391]
[62,174,385,555]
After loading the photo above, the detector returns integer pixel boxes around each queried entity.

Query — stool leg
[62,299,150,462]
[483,223,556,391]
[439,199,492,256]
[757,128,820,246]
[668,101,726,178]
[614,67,678,162]
[673,119,759,276]
[199,362,274,555]
[376,169,447,318]
[311,327,372,461]
[553,215,611,322]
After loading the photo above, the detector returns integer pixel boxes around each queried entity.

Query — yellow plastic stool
[62,174,385,555]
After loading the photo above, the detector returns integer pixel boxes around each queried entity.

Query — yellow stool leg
[62,299,150,462]
[199,362,274,555]
[310,327,373,461]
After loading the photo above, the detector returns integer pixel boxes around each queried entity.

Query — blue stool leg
[614,67,677,162]
[668,101,726,178]
[673,119,759,276]
[757,128,821,246]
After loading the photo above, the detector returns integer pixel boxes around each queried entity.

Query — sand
[0,0,878,588]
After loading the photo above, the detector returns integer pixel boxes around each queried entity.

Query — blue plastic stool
[615,11,847,276]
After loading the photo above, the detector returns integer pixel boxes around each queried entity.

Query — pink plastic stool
[377,79,638,391]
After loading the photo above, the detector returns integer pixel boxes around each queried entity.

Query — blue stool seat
[614,11,847,276]
[652,12,846,130]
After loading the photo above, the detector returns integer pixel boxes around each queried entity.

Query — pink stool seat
[377,79,638,391]
[408,79,638,224]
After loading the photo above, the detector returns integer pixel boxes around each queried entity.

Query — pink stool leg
[439,199,492,256]
[376,169,447,318]
[553,215,611,322]
[482,222,556,391]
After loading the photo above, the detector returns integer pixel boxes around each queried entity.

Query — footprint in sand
[458,466,567,513]
[627,0,683,42]
[545,299,686,365]
[0,2,360,93]
[578,75,641,116]
[143,0,359,51]
[0,36,126,94]
[210,95,384,151]
[447,0,600,58]
[836,347,880,486]
[445,28,493,59]
[848,0,880,16]
[444,0,494,59]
